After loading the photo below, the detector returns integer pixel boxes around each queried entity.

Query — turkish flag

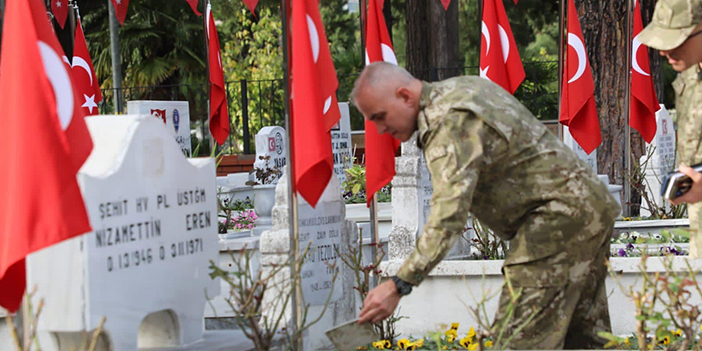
[291,0,340,207]
[559,0,600,154]
[479,0,525,94]
[68,18,103,115]
[50,0,68,29]
[630,0,659,143]
[364,0,400,207]
[242,0,260,16]
[109,0,130,26]
[185,0,201,16]
[0,0,92,312]
[206,4,230,145]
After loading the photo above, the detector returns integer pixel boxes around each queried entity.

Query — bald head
[350,62,416,105]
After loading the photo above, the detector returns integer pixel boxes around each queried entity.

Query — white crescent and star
[364,44,398,65]
[481,21,490,55]
[307,13,335,116]
[498,25,510,63]
[62,54,98,113]
[39,41,74,130]
[480,21,510,77]
[632,34,650,76]
[567,32,587,84]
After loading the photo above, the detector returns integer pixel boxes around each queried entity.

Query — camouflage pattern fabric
[673,66,702,257]
[394,76,620,348]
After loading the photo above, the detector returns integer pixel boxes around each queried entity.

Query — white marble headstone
[127,100,192,157]
[331,103,353,186]
[26,115,218,351]
[563,125,597,172]
[640,105,677,217]
[254,126,287,184]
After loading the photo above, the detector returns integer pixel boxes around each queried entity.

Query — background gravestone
[25,115,218,351]
[331,103,353,186]
[563,126,598,172]
[640,105,677,217]
[127,101,192,157]
[254,126,287,184]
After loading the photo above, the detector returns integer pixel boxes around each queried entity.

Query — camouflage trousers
[493,231,612,349]
[689,202,702,258]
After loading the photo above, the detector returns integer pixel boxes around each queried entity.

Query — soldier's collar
[416,82,434,150]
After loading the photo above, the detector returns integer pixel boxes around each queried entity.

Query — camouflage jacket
[396,77,621,286]
[672,65,702,166]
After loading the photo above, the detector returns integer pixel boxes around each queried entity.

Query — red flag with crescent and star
[185,0,201,16]
[109,0,130,25]
[68,18,103,115]
[0,0,93,312]
[50,0,68,29]
[559,0,600,154]
[206,3,230,145]
[365,0,400,207]
[479,0,525,94]
[630,0,659,143]
[291,0,340,208]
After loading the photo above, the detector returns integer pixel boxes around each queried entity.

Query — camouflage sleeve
[396,110,488,285]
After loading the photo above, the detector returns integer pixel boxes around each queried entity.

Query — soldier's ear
[396,86,413,105]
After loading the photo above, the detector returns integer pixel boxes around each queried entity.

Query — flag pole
[281,0,303,350]
[204,0,215,155]
[624,0,634,217]
[360,0,380,289]
[557,0,566,141]
[107,0,123,114]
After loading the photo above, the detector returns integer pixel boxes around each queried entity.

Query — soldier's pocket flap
[426,145,448,161]
[672,75,686,97]
[502,254,568,288]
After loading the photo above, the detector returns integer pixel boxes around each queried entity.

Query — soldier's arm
[396,110,489,286]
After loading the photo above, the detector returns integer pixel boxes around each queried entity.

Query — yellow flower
[674,329,683,337]
[406,342,417,351]
[414,339,424,348]
[397,339,410,350]
[447,335,456,343]
[445,328,458,341]
[659,336,671,345]
[451,322,460,330]
[372,340,391,349]
[624,338,631,345]
[466,327,476,339]
[357,347,368,351]
[459,336,472,349]
[485,340,493,348]
[468,342,479,351]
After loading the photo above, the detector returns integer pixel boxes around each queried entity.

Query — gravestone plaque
[331,103,353,186]
[254,126,287,184]
[127,100,192,157]
[298,199,344,306]
[419,155,433,231]
[26,115,218,351]
[652,105,676,174]
[563,126,597,172]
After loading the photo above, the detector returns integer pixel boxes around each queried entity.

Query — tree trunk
[406,0,460,81]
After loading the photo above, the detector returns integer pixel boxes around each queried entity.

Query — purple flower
[626,243,635,251]
[617,249,628,257]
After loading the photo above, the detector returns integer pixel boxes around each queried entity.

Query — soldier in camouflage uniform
[639,0,702,257]
[352,62,620,349]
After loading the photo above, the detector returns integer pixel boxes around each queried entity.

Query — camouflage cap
[638,0,702,50]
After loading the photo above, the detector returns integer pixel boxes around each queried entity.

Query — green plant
[246,155,282,186]
[602,254,702,350]
[468,218,507,260]
[341,163,392,204]
[217,195,255,234]
[208,243,338,351]
[337,228,403,342]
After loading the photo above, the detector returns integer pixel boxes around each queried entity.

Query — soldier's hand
[358,280,401,324]
[671,165,702,205]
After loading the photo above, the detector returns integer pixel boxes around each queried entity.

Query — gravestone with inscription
[641,105,677,217]
[331,103,353,186]
[254,126,287,184]
[25,115,218,351]
[127,100,192,157]
[388,135,471,261]
[563,125,597,172]
[259,170,355,351]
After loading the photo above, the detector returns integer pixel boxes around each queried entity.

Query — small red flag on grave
[206,3,230,145]
[109,0,130,25]
[480,0,525,94]
[0,0,93,312]
[50,0,68,29]
[364,0,400,207]
[630,0,659,143]
[185,0,201,16]
[559,0,601,154]
[70,18,103,115]
[291,0,340,207]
